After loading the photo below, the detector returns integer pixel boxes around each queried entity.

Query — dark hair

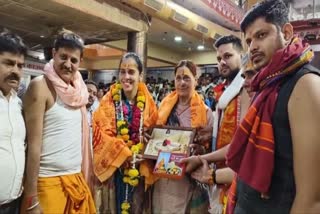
[0,29,27,56]
[240,0,289,33]
[119,52,143,74]
[84,79,98,91]
[174,60,197,77]
[214,35,243,51]
[54,29,84,56]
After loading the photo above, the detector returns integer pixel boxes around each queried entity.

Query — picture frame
[143,125,196,160]
[153,151,187,179]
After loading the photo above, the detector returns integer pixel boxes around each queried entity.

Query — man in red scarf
[22,30,95,214]
[226,0,320,213]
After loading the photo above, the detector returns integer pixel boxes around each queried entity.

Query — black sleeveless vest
[235,64,320,214]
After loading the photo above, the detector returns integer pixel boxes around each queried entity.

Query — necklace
[111,83,146,214]
[176,104,190,116]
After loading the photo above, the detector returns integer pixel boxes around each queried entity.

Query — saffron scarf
[93,82,158,188]
[226,37,314,194]
[43,60,94,193]
[157,90,207,127]
[212,72,243,152]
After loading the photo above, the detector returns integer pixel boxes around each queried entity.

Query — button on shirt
[0,90,26,205]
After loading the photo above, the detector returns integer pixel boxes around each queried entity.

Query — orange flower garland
[112,83,145,213]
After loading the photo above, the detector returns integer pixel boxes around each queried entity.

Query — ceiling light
[174,36,182,42]
[40,35,45,38]
[39,53,45,60]
[197,45,205,50]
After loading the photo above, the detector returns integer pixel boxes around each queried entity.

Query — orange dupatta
[157,90,207,127]
[93,82,158,188]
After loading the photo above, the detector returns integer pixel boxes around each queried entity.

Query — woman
[153,60,214,213]
[93,52,158,214]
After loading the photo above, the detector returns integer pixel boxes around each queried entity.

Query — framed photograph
[153,151,187,179]
[143,125,195,160]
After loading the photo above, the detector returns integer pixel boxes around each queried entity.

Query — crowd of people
[1,0,320,214]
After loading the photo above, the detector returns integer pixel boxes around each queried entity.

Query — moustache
[5,73,20,82]
[221,65,230,70]
[60,65,72,72]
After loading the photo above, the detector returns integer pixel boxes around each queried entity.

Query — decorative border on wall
[201,0,244,26]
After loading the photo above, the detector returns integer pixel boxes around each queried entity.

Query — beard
[221,67,239,81]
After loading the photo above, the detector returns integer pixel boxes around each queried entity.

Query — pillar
[87,70,94,80]
[127,31,148,81]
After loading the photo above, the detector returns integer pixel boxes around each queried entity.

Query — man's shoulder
[28,76,47,90]
[292,64,320,90]
[287,64,320,109]
[25,75,49,99]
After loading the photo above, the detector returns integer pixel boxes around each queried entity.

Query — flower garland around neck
[111,83,146,214]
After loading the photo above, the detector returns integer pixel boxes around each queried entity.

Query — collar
[0,89,17,99]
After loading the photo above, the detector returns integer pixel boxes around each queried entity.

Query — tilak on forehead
[120,58,138,70]
[176,66,194,77]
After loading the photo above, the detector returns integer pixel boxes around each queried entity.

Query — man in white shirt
[0,30,27,214]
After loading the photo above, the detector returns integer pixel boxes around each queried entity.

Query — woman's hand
[125,154,145,167]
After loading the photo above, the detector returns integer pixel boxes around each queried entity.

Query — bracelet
[26,194,38,208]
[212,169,217,184]
[207,169,214,185]
[26,201,40,211]
[212,169,221,185]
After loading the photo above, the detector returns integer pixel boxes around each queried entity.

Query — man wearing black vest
[226,0,320,213]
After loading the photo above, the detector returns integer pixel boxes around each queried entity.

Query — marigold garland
[112,83,146,213]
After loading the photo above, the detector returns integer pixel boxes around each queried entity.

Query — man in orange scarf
[185,36,250,212]
[22,29,95,214]
[226,0,320,213]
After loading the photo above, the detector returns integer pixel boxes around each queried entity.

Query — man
[226,0,320,213]
[205,90,216,111]
[182,38,251,212]
[85,79,98,129]
[240,57,256,99]
[0,30,27,214]
[207,35,249,211]
[22,29,95,214]
[182,54,257,214]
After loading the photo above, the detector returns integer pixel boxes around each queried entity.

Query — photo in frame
[153,151,187,179]
[143,126,195,160]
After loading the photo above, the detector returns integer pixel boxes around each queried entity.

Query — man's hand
[191,157,212,184]
[26,205,42,214]
[180,155,202,173]
[21,195,43,214]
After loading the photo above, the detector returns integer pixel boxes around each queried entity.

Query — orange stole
[157,90,207,127]
[215,90,240,208]
[93,83,158,188]
[216,97,239,152]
